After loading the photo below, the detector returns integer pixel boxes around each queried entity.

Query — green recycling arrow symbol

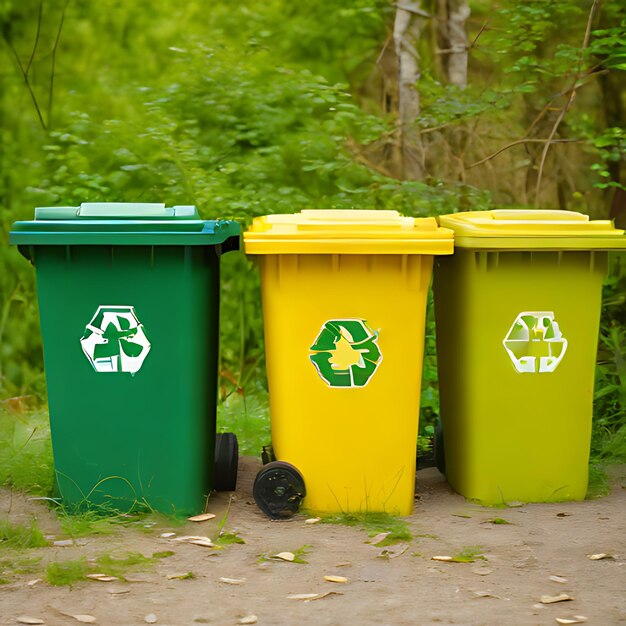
[309,319,382,388]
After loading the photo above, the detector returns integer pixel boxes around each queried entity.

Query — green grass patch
[0,408,53,495]
[320,512,412,546]
[450,546,486,563]
[46,558,89,586]
[486,517,511,525]
[216,531,245,546]
[94,551,155,578]
[216,389,270,457]
[152,550,175,559]
[0,555,42,583]
[586,464,611,499]
[0,518,48,549]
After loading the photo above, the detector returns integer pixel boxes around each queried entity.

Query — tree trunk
[393,2,428,179]
[446,0,470,88]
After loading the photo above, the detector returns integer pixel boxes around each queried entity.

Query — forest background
[1,0,625,491]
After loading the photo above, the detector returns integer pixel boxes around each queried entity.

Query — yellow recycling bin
[244,210,453,516]
[433,210,626,505]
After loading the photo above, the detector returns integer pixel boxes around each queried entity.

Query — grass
[216,387,270,457]
[0,556,41,584]
[0,518,49,549]
[450,546,486,563]
[586,464,611,499]
[46,558,89,586]
[321,512,412,546]
[0,406,53,495]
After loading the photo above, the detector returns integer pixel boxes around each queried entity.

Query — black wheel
[435,419,446,476]
[214,432,239,491]
[253,461,306,519]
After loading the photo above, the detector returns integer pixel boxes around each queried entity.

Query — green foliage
[450,546,486,563]
[0,407,53,494]
[46,558,88,587]
[0,518,48,549]
[0,0,624,469]
[321,511,412,546]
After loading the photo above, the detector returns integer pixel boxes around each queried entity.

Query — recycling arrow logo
[80,305,151,375]
[309,319,382,388]
[503,311,567,373]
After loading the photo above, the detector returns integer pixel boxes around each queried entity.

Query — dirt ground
[1,459,624,626]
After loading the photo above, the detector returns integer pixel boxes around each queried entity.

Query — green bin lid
[9,203,241,249]
[438,209,626,250]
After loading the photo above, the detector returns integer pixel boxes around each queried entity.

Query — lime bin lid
[438,210,626,250]
[244,210,454,255]
[9,203,241,249]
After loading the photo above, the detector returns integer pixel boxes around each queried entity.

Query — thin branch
[468,20,488,50]
[25,0,43,74]
[3,36,47,129]
[534,0,599,206]
[468,138,584,169]
[47,0,69,128]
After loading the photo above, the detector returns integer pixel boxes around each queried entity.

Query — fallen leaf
[587,553,613,560]
[453,514,472,519]
[107,587,130,595]
[335,562,351,567]
[540,593,574,604]
[431,556,454,562]
[166,572,194,580]
[287,594,319,600]
[506,501,524,508]
[556,512,572,517]
[239,616,257,625]
[304,518,321,524]
[68,616,96,624]
[159,533,176,539]
[304,591,343,602]
[53,539,74,547]
[555,617,587,624]
[172,535,213,543]
[377,545,409,559]
[473,591,504,599]
[324,575,348,583]
[86,574,118,582]
[26,579,42,587]
[367,532,390,545]
[187,513,216,522]
[16,618,44,625]
[188,539,217,548]
[144,615,157,624]
[272,552,295,562]
[219,577,245,585]
[549,575,568,584]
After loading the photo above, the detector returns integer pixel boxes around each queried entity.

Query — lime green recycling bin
[10,203,240,515]
[433,209,626,505]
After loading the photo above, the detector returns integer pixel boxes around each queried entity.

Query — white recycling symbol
[80,305,151,375]
[503,311,567,374]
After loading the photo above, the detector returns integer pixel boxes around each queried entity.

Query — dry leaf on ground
[587,553,613,560]
[549,575,568,583]
[16,618,44,625]
[272,552,295,562]
[367,532,390,545]
[159,533,176,539]
[26,579,42,587]
[144,614,157,624]
[166,572,193,580]
[239,616,257,625]
[219,577,245,585]
[187,513,216,522]
[555,617,587,625]
[67,616,96,624]
[324,575,348,583]
[431,556,454,562]
[86,574,118,582]
[287,594,319,600]
[540,593,574,604]
[304,518,321,524]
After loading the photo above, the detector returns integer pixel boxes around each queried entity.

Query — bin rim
[244,209,454,255]
[437,209,626,250]
[9,203,241,252]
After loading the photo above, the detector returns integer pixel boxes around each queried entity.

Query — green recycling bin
[10,203,240,515]
[433,209,626,505]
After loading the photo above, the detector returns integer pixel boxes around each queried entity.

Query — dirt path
[1,460,624,626]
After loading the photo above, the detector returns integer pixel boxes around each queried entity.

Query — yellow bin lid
[438,209,626,250]
[244,210,454,255]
